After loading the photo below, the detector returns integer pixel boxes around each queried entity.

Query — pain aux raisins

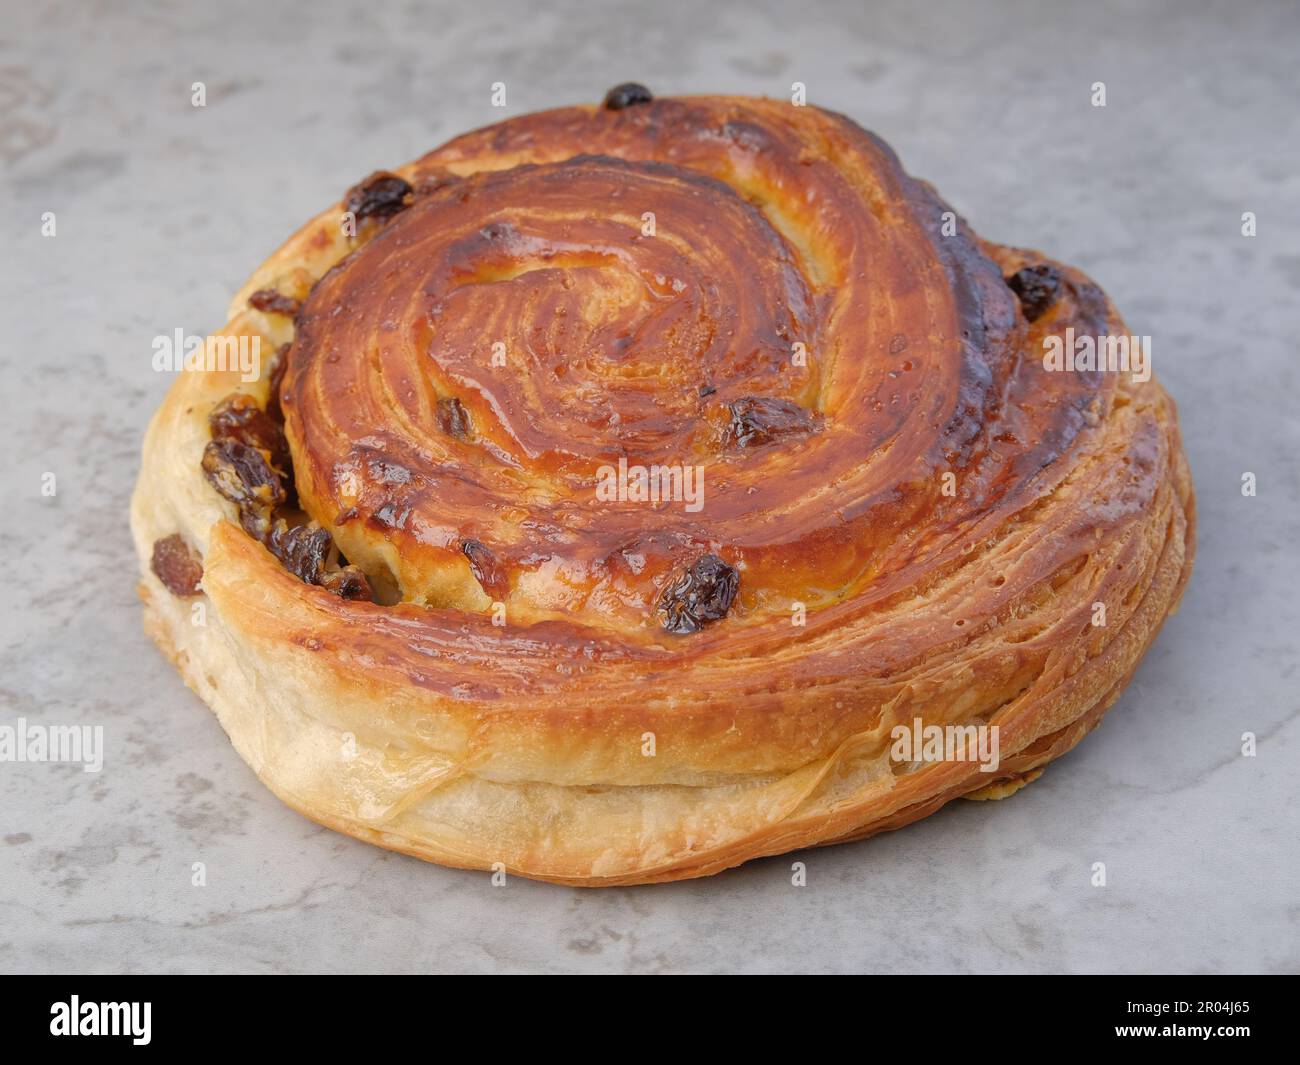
[1005,264,1062,323]
[658,553,740,635]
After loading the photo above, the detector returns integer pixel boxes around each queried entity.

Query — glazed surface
[286,98,1121,641]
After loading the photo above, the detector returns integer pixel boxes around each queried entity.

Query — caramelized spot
[150,534,203,597]
[414,167,464,198]
[658,554,739,634]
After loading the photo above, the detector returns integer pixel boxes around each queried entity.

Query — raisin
[603,83,653,110]
[658,554,739,634]
[268,520,331,584]
[150,534,203,597]
[322,565,372,601]
[248,289,301,317]
[725,396,816,448]
[461,538,508,599]
[210,393,289,475]
[437,396,473,440]
[267,519,373,601]
[200,392,372,602]
[201,439,285,539]
[345,171,413,225]
[1005,264,1062,322]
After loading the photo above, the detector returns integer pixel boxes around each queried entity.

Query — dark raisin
[698,384,717,398]
[248,289,301,317]
[210,393,289,475]
[1005,264,1062,322]
[603,83,653,110]
[323,565,372,601]
[150,534,203,597]
[268,520,331,584]
[267,519,374,601]
[437,396,473,440]
[345,171,413,225]
[725,396,816,448]
[201,439,285,539]
[658,554,739,634]
[200,389,372,602]
[460,538,508,599]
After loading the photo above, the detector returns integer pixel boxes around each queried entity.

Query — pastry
[131,88,1195,885]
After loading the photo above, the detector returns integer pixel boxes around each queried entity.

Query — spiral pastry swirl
[132,92,1194,885]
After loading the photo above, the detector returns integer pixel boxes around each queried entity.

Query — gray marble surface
[2,0,1297,974]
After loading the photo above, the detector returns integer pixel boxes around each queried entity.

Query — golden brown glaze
[132,95,1195,885]
[287,98,1121,635]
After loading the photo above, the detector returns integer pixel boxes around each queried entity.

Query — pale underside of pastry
[131,93,1195,885]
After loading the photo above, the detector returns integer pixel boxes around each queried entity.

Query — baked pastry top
[131,89,1195,885]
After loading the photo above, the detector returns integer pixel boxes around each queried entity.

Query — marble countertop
[2,0,1296,974]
